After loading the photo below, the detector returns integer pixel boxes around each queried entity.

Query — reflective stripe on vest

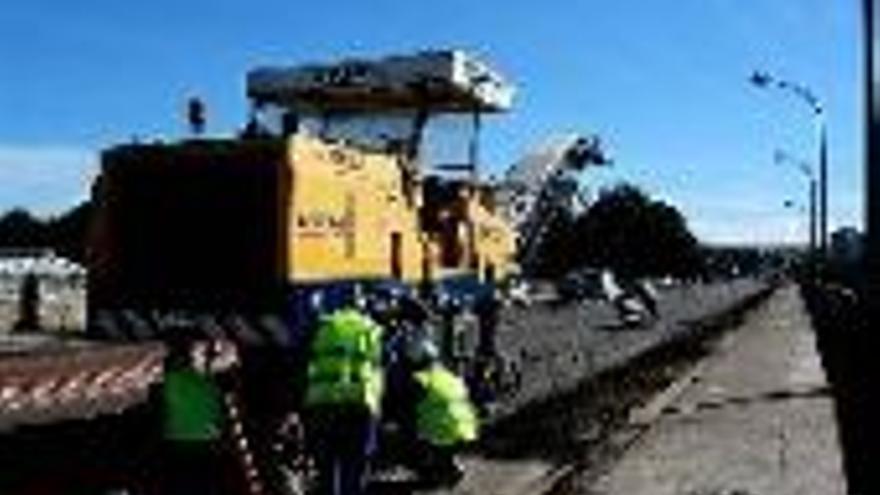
[414,364,479,446]
[305,309,384,414]
[163,368,224,441]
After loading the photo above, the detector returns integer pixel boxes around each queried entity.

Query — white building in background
[0,249,86,280]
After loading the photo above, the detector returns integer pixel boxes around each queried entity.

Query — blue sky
[0,0,863,244]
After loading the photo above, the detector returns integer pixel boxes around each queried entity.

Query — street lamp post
[818,117,829,257]
[862,1,880,489]
[750,71,829,260]
[774,150,818,257]
[866,0,880,301]
[810,178,818,257]
[782,198,807,241]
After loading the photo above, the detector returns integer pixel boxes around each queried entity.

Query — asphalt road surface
[491,278,770,417]
[372,278,774,495]
[422,278,775,495]
[0,277,771,495]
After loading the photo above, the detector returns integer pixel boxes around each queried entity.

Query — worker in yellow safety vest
[303,307,384,495]
[401,336,479,487]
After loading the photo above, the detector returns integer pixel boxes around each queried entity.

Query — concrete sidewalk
[595,286,847,495]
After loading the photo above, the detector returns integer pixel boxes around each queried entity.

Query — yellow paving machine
[87,50,518,345]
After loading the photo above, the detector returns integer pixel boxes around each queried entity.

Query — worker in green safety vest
[398,334,478,487]
[303,307,384,495]
[160,333,233,495]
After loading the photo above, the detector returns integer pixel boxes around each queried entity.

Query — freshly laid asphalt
[491,278,769,417]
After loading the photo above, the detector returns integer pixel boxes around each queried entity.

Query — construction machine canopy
[246,50,515,114]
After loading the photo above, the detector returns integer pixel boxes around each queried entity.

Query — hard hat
[404,333,440,367]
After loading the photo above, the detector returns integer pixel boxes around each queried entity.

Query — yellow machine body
[88,132,515,317]
[288,134,424,283]
[88,50,520,340]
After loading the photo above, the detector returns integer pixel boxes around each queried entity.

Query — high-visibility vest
[304,309,384,415]
[162,367,224,442]
[414,364,479,447]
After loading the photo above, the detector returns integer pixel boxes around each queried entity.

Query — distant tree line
[0,202,91,263]
[532,183,796,280]
[532,184,703,279]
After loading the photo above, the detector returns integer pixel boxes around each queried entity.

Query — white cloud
[670,189,813,246]
[692,214,811,246]
[0,144,96,217]
[674,178,863,245]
